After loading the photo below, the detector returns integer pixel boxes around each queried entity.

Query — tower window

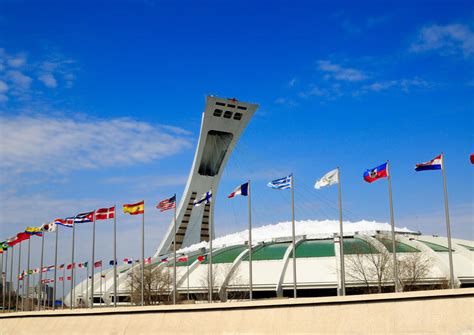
[227,104,236,108]
[223,111,232,119]
[213,109,223,117]
[233,113,242,120]
[237,106,247,110]
[216,102,225,106]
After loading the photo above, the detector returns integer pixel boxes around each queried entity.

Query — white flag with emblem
[314,169,339,189]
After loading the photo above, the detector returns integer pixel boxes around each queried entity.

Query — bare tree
[397,252,433,291]
[345,238,392,293]
[128,266,172,305]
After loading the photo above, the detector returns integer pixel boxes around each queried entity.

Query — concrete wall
[1,289,473,334]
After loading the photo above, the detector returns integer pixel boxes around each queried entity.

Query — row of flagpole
[0,153,462,312]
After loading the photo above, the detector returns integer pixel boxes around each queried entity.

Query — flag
[47,265,56,272]
[101,275,106,278]
[109,260,117,265]
[267,175,292,190]
[177,256,188,262]
[193,191,212,207]
[470,154,474,164]
[59,276,64,282]
[159,257,168,263]
[415,154,443,172]
[95,206,115,220]
[67,276,72,281]
[123,201,144,215]
[315,169,339,189]
[74,212,95,223]
[66,263,75,270]
[228,182,249,198]
[42,267,48,273]
[78,262,88,269]
[156,195,176,212]
[94,260,102,268]
[363,163,388,183]
[58,264,65,270]
[144,257,152,265]
[197,255,207,262]
[123,258,133,264]
[33,268,40,274]
[7,232,30,246]
[25,226,43,236]
[55,218,73,228]
[41,221,57,232]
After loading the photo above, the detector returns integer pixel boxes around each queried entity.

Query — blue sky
[0,1,473,272]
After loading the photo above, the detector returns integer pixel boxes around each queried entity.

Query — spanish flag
[123,200,144,215]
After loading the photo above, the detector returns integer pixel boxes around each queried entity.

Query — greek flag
[194,190,212,207]
[267,174,292,190]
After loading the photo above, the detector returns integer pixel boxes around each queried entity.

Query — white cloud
[288,78,297,87]
[360,77,435,94]
[7,55,26,68]
[317,60,368,81]
[0,114,192,175]
[38,73,58,88]
[6,70,32,89]
[0,79,8,93]
[410,23,474,57]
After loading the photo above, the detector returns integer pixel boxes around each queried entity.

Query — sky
[0,0,473,281]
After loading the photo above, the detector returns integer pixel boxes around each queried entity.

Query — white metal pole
[141,206,145,306]
[248,181,253,301]
[2,250,5,313]
[8,246,13,312]
[387,161,399,292]
[86,265,89,307]
[187,259,190,301]
[26,238,30,311]
[62,267,65,309]
[70,220,76,309]
[209,190,213,303]
[15,241,21,311]
[173,195,177,305]
[100,266,102,307]
[53,226,59,310]
[441,155,455,289]
[38,231,44,311]
[337,168,346,296]
[291,174,297,298]
[113,205,117,307]
[91,214,96,308]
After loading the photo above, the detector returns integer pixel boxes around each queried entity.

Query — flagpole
[141,202,145,306]
[62,266,65,309]
[186,258,190,301]
[173,194,177,305]
[22,271,25,311]
[38,229,45,311]
[291,174,297,298]
[1,251,5,313]
[26,237,31,311]
[337,168,346,296]
[70,219,76,310]
[209,189,214,303]
[100,265,102,308]
[113,205,117,307]
[8,246,14,312]
[441,154,455,289]
[15,241,21,311]
[387,161,399,292]
[2,250,5,313]
[248,180,253,301]
[53,225,59,310]
[91,214,96,309]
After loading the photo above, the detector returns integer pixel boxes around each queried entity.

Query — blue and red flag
[228,182,249,198]
[415,154,442,172]
[363,162,388,183]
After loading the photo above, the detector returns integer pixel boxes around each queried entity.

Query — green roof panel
[343,238,379,254]
[418,240,452,252]
[244,242,290,261]
[375,238,420,253]
[291,240,335,258]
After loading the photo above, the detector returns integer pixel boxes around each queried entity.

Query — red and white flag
[144,257,152,265]
[94,260,102,268]
[66,263,75,270]
[95,206,115,220]
[67,276,72,281]
[156,195,176,212]
[177,256,188,262]
[59,277,64,282]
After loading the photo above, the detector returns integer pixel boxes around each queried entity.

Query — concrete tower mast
[155,96,258,256]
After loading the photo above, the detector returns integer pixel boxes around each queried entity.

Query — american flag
[156,195,176,212]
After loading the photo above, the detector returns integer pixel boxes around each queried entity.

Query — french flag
[227,182,249,198]
[415,154,443,172]
[363,163,388,183]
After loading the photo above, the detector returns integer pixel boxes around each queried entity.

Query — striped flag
[94,260,102,268]
[78,262,88,269]
[144,257,152,265]
[228,182,249,198]
[66,263,75,270]
[55,218,73,228]
[95,207,115,220]
[123,201,144,215]
[267,175,292,190]
[415,154,443,172]
[156,195,176,212]
[123,258,133,264]
[74,212,94,223]
[177,256,188,262]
